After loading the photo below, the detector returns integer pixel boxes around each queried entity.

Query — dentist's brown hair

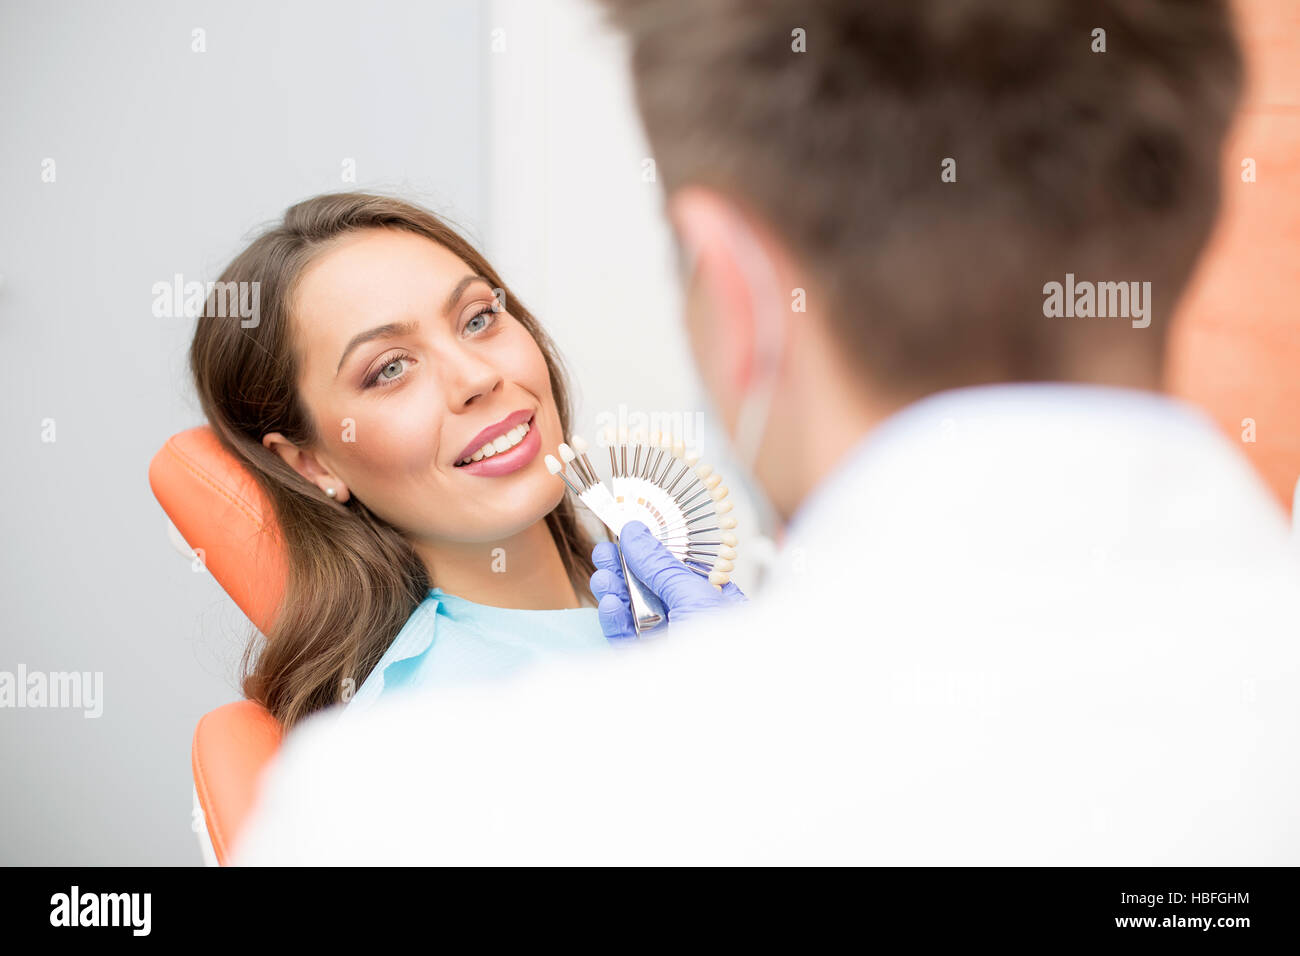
[189,192,597,733]
[597,0,1243,396]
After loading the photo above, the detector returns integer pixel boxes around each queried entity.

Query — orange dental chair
[148,426,287,866]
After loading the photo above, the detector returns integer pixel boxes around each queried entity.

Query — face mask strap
[726,216,786,475]
[675,208,789,549]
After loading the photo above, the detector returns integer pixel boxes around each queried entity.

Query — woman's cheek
[500,323,548,384]
[331,402,443,483]
[502,323,561,423]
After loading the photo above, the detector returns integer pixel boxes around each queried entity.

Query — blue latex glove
[590,520,747,640]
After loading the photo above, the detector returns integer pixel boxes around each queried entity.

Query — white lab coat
[233,383,1300,865]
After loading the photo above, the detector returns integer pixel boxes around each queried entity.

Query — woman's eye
[465,305,498,335]
[365,355,410,389]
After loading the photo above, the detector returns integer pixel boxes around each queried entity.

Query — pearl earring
[325,487,337,498]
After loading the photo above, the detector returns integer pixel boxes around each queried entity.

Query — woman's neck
[411,519,582,610]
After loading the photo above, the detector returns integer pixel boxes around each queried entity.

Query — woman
[189,192,611,732]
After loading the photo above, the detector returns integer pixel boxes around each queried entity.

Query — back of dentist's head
[596,0,1243,518]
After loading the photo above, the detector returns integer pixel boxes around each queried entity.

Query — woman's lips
[454,407,535,463]
[454,415,541,477]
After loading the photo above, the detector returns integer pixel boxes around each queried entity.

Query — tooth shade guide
[560,438,597,488]
[568,434,600,488]
[544,454,585,498]
[550,432,738,586]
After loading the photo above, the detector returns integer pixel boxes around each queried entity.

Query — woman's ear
[261,431,350,503]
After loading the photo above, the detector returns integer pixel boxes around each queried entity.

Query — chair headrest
[148,427,287,635]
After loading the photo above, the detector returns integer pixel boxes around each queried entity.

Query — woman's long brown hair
[189,192,597,733]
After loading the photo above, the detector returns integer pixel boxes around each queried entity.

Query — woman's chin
[450,483,570,543]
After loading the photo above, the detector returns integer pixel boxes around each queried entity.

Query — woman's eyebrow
[336,320,419,377]
[334,276,488,377]
[441,273,487,316]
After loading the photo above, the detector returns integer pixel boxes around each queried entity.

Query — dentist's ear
[261,431,351,503]
[667,187,766,406]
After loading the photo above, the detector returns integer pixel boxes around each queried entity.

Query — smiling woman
[189,193,609,732]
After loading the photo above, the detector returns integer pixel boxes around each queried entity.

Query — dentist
[233,0,1300,864]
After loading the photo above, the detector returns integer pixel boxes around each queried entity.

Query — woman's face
[283,227,566,544]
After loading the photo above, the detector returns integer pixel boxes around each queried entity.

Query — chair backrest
[148,426,287,864]
[192,700,283,864]
[1165,0,1300,515]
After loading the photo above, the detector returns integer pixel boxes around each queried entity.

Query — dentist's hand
[590,520,747,640]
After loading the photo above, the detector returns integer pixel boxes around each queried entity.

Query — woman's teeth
[460,419,531,465]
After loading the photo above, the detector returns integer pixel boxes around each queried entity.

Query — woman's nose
[443,346,503,409]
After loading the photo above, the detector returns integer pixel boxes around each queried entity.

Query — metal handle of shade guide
[617,538,667,636]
